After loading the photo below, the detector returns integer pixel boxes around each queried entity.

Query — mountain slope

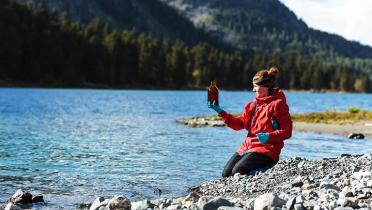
[162,0,372,59]
[16,0,372,59]
[1,0,371,92]
[14,0,226,48]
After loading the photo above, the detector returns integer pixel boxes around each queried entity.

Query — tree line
[0,0,371,92]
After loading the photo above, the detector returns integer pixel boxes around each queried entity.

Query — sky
[279,0,372,47]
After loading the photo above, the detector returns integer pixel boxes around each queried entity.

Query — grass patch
[292,108,372,124]
[199,107,372,125]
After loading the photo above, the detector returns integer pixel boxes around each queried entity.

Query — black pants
[222,152,276,177]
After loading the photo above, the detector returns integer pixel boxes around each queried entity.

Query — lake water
[0,88,371,209]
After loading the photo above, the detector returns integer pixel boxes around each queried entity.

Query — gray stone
[31,195,44,203]
[0,204,7,210]
[8,189,33,204]
[131,200,155,210]
[150,199,163,206]
[295,195,303,203]
[244,198,255,209]
[340,190,354,198]
[4,203,22,210]
[356,193,369,199]
[313,205,321,210]
[217,207,244,210]
[254,193,286,210]
[181,192,200,208]
[171,196,185,205]
[165,204,180,210]
[302,183,318,190]
[319,182,341,192]
[292,176,303,187]
[200,197,233,210]
[293,203,305,210]
[334,207,354,210]
[285,197,296,210]
[367,180,372,187]
[107,195,131,210]
[352,171,371,180]
[77,203,92,209]
[102,199,110,206]
[348,133,365,139]
[328,200,337,209]
[337,197,359,208]
[90,197,106,210]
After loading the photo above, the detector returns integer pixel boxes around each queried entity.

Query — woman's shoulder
[271,98,287,106]
[243,101,255,110]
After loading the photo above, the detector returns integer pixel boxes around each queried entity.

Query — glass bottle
[208,81,219,106]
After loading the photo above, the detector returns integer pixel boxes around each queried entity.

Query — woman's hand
[256,133,270,144]
[207,101,223,114]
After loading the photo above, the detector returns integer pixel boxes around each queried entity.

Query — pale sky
[280,0,372,47]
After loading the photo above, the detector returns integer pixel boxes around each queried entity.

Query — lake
[0,88,371,208]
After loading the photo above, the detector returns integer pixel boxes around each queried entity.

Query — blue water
[0,88,371,208]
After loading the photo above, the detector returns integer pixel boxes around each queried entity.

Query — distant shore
[0,81,367,93]
[294,121,372,138]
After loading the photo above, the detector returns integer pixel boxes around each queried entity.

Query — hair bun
[268,67,279,77]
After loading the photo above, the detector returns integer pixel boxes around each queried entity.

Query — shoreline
[0,82,368,94]
[177,117,372,138]
[294,121,372,138]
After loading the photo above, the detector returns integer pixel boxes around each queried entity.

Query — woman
[208,67,292,177]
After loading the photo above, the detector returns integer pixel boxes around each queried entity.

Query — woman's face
[252,84,269,98]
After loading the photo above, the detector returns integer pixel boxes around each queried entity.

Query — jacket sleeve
[218,103,251,131]
[267,100,292,143]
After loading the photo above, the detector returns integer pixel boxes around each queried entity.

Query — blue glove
[272,119,279,130]
[207,101,223,114]
[256,133,270,144]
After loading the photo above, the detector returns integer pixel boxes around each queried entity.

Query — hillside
[162,0,372,59]
[15,0,372,60]
[14,0,227,49]
[2,0,371,91]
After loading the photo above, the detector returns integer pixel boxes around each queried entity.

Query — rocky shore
[2,154,370,210]
[176,116,226,128]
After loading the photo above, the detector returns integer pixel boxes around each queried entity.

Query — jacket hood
[255,88,286,104]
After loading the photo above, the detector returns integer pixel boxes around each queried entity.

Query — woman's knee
[222,153,241,177]
[231,164,248,175]
[222,169,231,178]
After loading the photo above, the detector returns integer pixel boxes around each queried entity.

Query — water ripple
[0,89,371,208]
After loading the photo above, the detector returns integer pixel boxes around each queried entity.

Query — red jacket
[219,88,292,162]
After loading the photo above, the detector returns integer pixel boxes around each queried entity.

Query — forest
[0,0,371,92]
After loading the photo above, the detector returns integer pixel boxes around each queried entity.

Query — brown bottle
[208,81,219,106]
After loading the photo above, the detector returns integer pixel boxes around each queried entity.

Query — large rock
[90,197,107,210]
[107,195,131,210]
[198,196,233,210]
[347,133,365,139]
[352,171,371,180]
[165,204,181,210]
[181,192,200,208]
[253,193,286,210]
[319,182,341,192]
[31,195,44,203]
[131,200,154,210]
[285,197,296,210]
[8,189,33,204]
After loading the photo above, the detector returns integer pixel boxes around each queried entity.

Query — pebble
[1,154,371,210]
